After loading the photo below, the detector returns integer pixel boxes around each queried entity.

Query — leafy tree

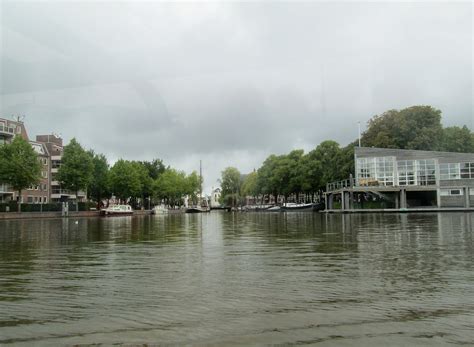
[109,159,143,204]
[0,136,41,212]
[440,126,474,153]
[87,151,111,208]
[185,171,201,201]
[154,168,187,206]
[256,155,281,198]
[241,171,258,198]
[362,105,443,150]
[306,140,345,191]
[220,167,242,207]
[57,138,93,211]
[139,159,166,180]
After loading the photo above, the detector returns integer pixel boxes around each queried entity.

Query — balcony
[0,125,16,137]
[51,189,86,199]
[0,184,13,194]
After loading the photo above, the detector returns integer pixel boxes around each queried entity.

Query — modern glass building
[325,147,474,210]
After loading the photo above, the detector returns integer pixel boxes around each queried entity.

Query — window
[440,163,460,180]
[460,162,474,179]
[27,196,33,203]
[397,160,416,186]
[440,189,463,196]
[356,157,376,185]
[417,159,436,185]
[375,157,395,186]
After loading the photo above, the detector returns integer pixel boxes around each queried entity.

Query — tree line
[220,105,474,206]
[0,137,201,211]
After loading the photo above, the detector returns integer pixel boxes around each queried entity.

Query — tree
[140,159,166,180]
[241,171,258,198]
[306,140,345,191]
[57,138,93,211]
[185,171,201,202]
[220,167,242,207]
[87,152,111,208]
[0,136,41,212]
[256,154,282,201]
[362,105,443,150]
[109,159,143,204]
[154,168,188,207]
[440,126,474,153]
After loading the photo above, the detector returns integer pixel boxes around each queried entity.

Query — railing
[326,178,354,192]
[0,125,15,135]
[0,184,12,193]
[51,189,86,197]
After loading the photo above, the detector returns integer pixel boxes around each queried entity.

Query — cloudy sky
[1,1,472,192]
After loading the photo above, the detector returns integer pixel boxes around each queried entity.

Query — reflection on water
[0,212,473,345]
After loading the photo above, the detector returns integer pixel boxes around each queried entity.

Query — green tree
[140,159,166,180]
[154,168,189,207]
[440,126,474,153]
[306,140,345,191]
[361,105,443,150]
[185,171,201,202]
[220,167,241,207]
[57,138,93,211]
[87,151,111,208]
[109,159,143,204]
[241,171,258,198]
[0,136,41,212]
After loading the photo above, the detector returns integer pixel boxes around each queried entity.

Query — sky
[1,1,473,193]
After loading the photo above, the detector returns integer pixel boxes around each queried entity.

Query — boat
[185,160,211,214]
[267,206,283,212]
[281,202,325,212]
[185,206,210,213]
[100,204,133,216]
[152,204,169,214]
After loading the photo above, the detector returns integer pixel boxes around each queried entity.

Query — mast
[199,160,202,203]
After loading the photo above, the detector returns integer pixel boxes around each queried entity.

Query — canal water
[0,212,473,345]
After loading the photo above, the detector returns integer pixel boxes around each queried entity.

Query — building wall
[355,147,474,164]
[354,147,474,190]
[440,196,465,208]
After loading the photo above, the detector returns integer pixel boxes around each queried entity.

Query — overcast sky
[1,1,473,192]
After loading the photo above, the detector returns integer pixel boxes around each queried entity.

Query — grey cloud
[1,1,472,191]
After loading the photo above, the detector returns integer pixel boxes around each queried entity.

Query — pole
[199,160,202,206]
[358,121,361,147]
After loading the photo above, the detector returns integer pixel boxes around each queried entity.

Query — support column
[436,188,441,208]
[349,191,354,210]
[324,194,328,211]
[341,191,345,211]
[400,189,407,209]
[464,187,470,208]
[345,191,351,211]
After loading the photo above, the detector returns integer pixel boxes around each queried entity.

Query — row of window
[27,196,48,203]
[28,184,48,191]
[440,188,474,196]
[356,157,474,186]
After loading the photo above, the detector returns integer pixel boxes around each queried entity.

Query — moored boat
[185,206,211,213]
[100,204,133,216]
[281,202,325,212]
[152,204,169,214]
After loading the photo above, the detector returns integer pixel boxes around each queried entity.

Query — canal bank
[0,209,154,220]
[325,207,474,213]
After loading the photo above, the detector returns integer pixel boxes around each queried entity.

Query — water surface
[0,212,473,345]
